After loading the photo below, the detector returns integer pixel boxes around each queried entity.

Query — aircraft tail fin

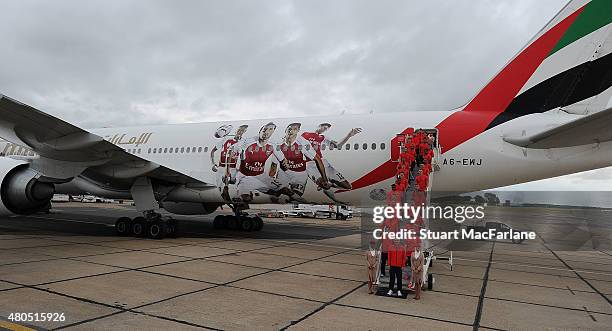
[437,0,612,152]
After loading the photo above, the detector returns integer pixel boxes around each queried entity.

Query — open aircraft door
[390,128,413,162]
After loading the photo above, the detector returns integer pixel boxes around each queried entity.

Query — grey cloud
[7,0,610,191]
[0,0,567,127]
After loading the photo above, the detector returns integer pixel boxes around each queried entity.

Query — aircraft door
[390,133,406,162]
[391,127,414,161]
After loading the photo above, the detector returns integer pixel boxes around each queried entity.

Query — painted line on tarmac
[454,257,612,277]
[472,242,495,331]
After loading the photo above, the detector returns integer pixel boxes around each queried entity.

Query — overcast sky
[1,0,609,190]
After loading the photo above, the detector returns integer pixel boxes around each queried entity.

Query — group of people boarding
[394,128,435,193]
[366,129,437,300]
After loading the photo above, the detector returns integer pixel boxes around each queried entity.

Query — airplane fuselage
[49,109,612,207]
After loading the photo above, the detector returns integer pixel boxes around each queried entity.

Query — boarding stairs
[374,129,450,293]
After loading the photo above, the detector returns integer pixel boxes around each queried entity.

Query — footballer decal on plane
[0,0,610,237]
[210,121,363,205]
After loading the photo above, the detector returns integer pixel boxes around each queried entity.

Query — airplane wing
[0,94,207,185]
[503,106,612,149]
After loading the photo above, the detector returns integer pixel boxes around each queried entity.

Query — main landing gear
[115,211,179,239]
[213,206,264,232]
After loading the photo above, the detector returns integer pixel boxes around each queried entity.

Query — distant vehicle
[81,195,97,203]
[51,194,70,202]
[281,204,353,220]
[280,208,316,218]
[333,205,353,220]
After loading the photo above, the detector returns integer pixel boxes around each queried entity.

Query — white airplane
[0,0,610,238]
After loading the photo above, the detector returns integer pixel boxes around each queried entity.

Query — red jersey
[219,139,238,167]
[280,141,306,172]
[240,142,274,176]
[419,143,430,156]
[416,174,429,191]
[386,190,401,206]
[424,150,434,164]
[301,132,328,158]
[401,152,414,168]
[384,216,399,232]
[422,163,432,175]
[388,245,407,267]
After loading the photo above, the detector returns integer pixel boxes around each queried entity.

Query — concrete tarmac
[0,203,611,330]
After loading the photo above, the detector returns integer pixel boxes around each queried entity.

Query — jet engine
[161,201,221,215]
[0,158,55,216]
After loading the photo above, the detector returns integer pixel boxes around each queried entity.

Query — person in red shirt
[406,143,417,169]
[415,169,429,192]
[387,239,407,296]
[386,184,401,207]
[396,160,406,176]
[411,130,422,146]
[423,147,434,165]
[400,146,414,170]
[422,162,433,176]
[381,187,400,278]
[396,181,406,198]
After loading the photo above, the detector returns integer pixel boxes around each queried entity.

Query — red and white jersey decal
[240,142,274,176]
[218,138,238,167]
[301,132,332,158]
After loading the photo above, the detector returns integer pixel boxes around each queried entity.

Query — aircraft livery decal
[210,121,362,204]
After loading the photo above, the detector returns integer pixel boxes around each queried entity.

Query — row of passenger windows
[125,146,208,154]
[250,143,386,152]
[125,143,387,155]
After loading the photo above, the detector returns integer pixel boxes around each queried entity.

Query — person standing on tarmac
[387,239,407,297]
[365,240,378,294]
[411,246,425,300]
[382,184,401,277]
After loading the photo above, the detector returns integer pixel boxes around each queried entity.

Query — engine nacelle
[0,158,55,216]
[161,201,221,215]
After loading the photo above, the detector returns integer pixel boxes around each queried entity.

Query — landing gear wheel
[115,217,131,236]
[147,219,167,239]
[241,218,254,232]
[427,273,434,290]
[227,217,239,230]
[213,215,227,229]
[131,216,146,237]
[167,219,179,238]
[254,216,264,231]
